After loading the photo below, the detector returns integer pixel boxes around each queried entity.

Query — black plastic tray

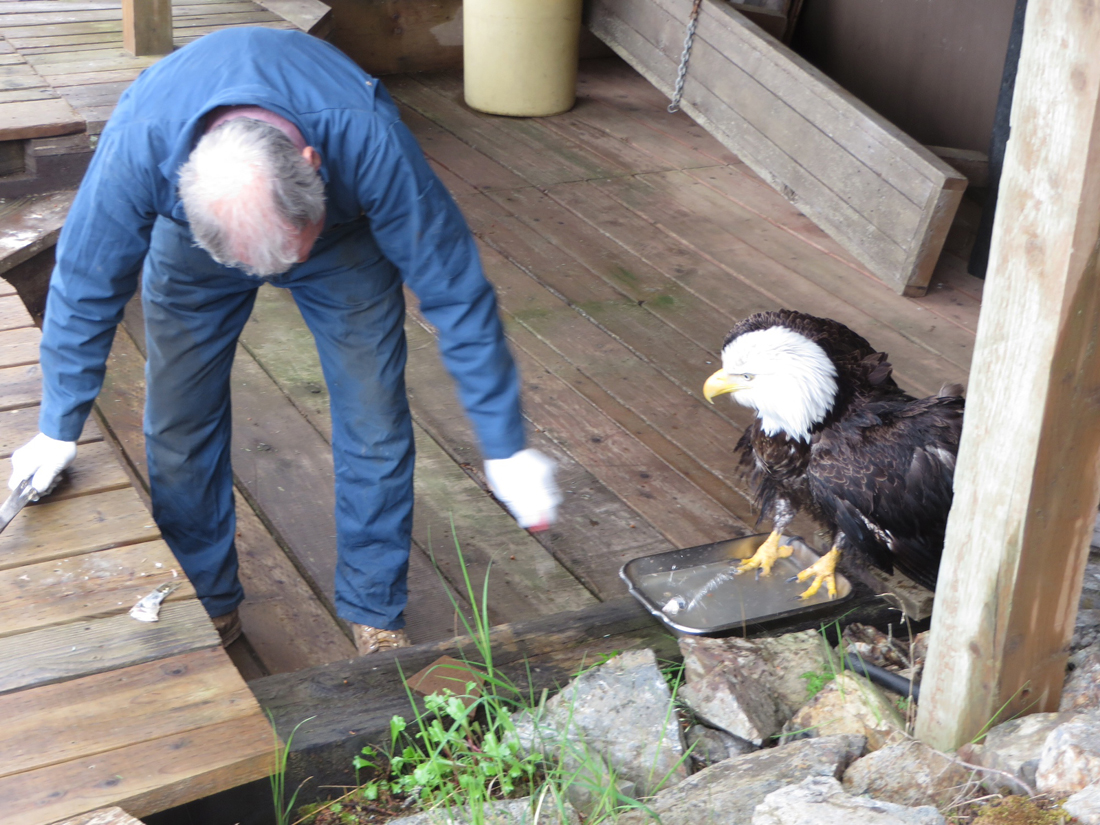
[620,533,853,636]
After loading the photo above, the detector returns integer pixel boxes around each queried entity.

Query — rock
[680,665,786,746]
[956,711,1078,794]
[781,672,906,751]
[387,797,581,825]
[1065,782,1100,825]
[1036,715,1100,795]
[615,734,866,825]
[685,723,757,768]
[677,631,830,743]
[842,737,978,808]
[508,649,686,813]
[752,775,946,825]
[1062,642,1100,711]
[1075,610,1100,653]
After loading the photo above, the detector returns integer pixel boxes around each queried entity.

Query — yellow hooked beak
[703,369,744,403]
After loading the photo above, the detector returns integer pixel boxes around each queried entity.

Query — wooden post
[123,0,173,57]
[915,0,1100,751]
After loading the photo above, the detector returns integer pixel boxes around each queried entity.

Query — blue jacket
[39,27,525,460]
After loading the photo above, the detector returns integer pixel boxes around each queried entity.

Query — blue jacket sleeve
[337,105,526,461]
[38,125,157,441]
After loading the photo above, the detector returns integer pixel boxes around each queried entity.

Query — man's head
[179,117,325,278]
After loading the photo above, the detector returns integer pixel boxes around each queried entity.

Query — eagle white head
[703,325,838,442]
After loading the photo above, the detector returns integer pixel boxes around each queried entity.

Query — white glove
[485,448,561,531]
[8,433,77,497]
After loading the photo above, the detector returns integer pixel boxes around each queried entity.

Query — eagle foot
[793,547,840,600]
[736,530,793,577]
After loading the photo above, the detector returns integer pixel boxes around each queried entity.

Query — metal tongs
[0,478,39,536]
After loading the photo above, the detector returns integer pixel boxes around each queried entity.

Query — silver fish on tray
[130,581,181,622]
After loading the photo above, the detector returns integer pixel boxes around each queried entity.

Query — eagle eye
[741,373,755,380]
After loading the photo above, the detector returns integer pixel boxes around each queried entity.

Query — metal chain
[668,0,704,114]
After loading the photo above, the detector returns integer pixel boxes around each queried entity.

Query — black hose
[844,652,920,702]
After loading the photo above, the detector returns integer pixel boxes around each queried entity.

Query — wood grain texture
[402,307,676,599]
[0,93,83,140]
[0,363,41,411]
[915,0,1100,751]
[587,0,966,295]
[0,405,102,458]
[0,647,258,777]
[0,539,193,636]
[0,293,33,330]
[0,191,74,276]
[51,806,147,825]
[240,284,598,621]
[0,713,274,824]
[0,486,161,569]
[0,599,218,695]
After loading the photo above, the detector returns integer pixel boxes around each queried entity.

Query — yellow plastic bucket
[463,0,582,117]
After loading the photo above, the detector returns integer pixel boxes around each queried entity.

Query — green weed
[268,713,315,825]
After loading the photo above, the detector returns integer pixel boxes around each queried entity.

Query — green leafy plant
[800,667,837,699]
[323,525,692,824]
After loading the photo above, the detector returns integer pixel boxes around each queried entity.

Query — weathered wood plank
[916,0,1100,750]
[2,440,130,502]
[0,648,257,778]
[596,170,976,376]
[0,85,59,102]
[0,599,217,695]
[0,539,192,635]
[0,73,51,91]
[423,72,685,178]
[46,67,144,87]
[0,364,41,411]
[588,0,966,295]
[387,74,628,187]
[0,95,84,141]
[0,405,103,459]
[0,293,33,330]
[0,324,39,367]
[238,285,598,621]
[253,0,331,35]
[0,486,161,569]
[0,712,274,823]
[470,245,748,550]
[583,172,970,394]
[54,79,130,109]
[0,191,75,276]
[394,100,529,193]
[402,308,676,599]
[52,806,147,825]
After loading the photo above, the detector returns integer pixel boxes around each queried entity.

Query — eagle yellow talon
[737,530,793,577]
[796,547,840,600]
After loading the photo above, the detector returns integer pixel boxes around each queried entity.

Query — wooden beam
[122,0,172,56]
[915,0,1100,751]
[586,0,967,296]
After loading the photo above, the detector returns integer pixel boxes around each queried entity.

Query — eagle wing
[805,394,963,590]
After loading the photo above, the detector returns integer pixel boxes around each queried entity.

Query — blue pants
[142,216,414,629]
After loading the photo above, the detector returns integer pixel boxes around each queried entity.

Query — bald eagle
[703,310,963,598]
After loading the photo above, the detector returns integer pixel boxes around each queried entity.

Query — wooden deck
[0,283,274,825]
[0,0,312,140]
[74,55,982,680]
[0,4,984,697]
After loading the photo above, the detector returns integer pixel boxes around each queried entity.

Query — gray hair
[178,117,325,277]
